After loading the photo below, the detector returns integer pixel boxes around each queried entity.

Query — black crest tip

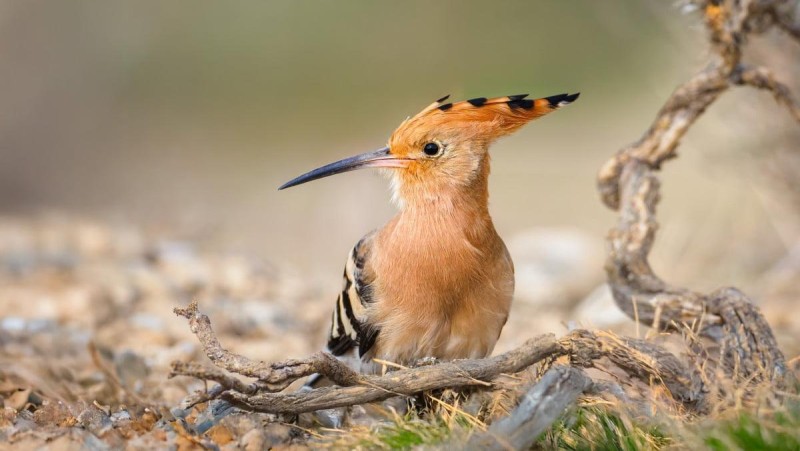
[438,103,453,111]
[507,94,529,101]
[545,92,581,108]
[467,97,488,107]
[435,94,450,103]
[544,93,568,108]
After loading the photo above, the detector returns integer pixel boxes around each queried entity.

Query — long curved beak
[278,146,408,190]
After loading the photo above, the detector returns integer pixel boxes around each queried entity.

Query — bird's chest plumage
[366,216,514,366]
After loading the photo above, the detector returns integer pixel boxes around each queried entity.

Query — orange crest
[388,93,579,155]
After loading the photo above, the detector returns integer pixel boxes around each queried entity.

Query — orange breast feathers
[365,197,515,365]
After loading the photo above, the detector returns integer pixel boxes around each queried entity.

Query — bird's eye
[423,142,441,156]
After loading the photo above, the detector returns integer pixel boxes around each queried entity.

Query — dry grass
[304,317,799,450]
[310,372,799,450]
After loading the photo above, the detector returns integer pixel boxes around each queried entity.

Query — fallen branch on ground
[171,301,703,415]
[465,366,593,451]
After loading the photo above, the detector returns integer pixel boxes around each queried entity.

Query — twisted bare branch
[597,0,792,387]
[171,303,705,415]
[733,65,800,122]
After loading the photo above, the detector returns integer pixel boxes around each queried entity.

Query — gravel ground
[0,215,797,449]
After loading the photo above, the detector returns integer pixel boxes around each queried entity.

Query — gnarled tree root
[598,0,798,390]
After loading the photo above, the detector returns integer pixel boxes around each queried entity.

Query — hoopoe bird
[280,92,579,376]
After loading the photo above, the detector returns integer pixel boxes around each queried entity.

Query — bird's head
[279,92,579,205]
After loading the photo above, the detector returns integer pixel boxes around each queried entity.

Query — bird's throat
[393,155,492,218]
[389,169,496,254]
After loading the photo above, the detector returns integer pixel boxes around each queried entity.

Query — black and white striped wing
[327,234,379,359]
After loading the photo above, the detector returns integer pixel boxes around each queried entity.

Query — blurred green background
[1,0,798,293]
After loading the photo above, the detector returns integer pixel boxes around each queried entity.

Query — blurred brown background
[0,1,798,350]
